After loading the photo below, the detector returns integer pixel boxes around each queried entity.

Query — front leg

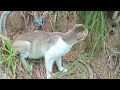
[56,57,67,72]
[45,56,54,79]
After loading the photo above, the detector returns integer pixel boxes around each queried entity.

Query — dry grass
[0,11,120,79]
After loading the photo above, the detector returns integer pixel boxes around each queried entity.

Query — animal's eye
[109,30,115,36]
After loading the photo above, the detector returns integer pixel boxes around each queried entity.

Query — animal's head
[72,24,88,41]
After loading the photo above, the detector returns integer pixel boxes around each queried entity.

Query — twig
[104,41,120,54]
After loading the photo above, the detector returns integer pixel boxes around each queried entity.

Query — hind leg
[13,40,32,74]
[19,53,32,74]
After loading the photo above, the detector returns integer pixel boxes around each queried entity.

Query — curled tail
[0,11,11,36]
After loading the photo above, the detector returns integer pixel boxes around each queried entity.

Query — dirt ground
[0,11,120,79]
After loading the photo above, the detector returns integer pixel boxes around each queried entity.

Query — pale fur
[45,37,72,78]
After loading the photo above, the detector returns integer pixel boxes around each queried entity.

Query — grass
[0,35,17,78]
[81,11,107,62]
[54,53,88,79]
[0,35,32,79]
[0,11,108,79]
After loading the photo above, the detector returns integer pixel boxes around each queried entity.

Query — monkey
[13,24,88,78]
[0,11,88,79]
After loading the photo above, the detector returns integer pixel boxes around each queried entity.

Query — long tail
[0,11,11,36]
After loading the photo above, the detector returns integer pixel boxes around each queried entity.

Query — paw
[59,67,67,73]
[47,74,52,79]
[46,72,57,79]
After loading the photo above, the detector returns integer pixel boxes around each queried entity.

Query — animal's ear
[74,24,87,33]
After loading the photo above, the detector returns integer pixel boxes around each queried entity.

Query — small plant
[0,35,27,79]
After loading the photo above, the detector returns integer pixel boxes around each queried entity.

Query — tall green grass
[79,11,107,63]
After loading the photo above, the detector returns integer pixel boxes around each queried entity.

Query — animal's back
[29,35,63,59]
[14,31,50,42]
[13,30,66,59]
[14,30,64,42]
